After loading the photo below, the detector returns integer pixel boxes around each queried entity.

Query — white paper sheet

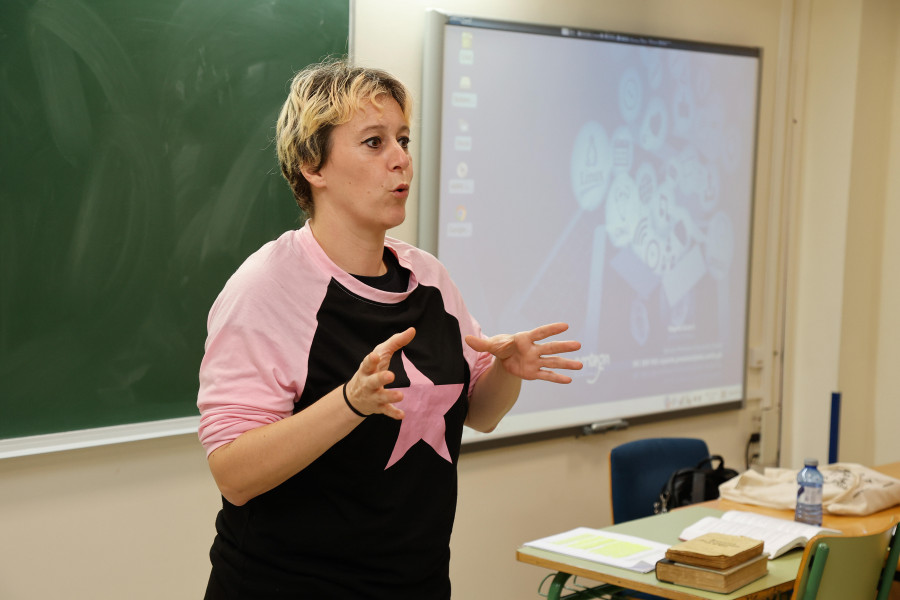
[524,527,670,573]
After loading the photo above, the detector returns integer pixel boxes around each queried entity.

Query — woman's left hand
[465,322,583,383]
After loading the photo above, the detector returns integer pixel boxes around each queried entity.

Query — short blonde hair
[276,58,412,216]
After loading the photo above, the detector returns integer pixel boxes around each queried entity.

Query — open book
[679,511,840,559]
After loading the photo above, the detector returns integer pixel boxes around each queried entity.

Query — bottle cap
[804,457,819,467]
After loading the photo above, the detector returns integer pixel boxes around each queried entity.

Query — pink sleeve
[196,250,322,456]
[197,328,296,457]
[197,292,299,456]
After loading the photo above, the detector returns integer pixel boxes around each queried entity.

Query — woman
[197,58,582,599]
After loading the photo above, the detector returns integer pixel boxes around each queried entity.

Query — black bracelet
[342,382,368,418]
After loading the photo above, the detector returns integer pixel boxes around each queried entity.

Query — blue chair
[609,437,710,523]
[792,524,900,600]
[597,438,712,600]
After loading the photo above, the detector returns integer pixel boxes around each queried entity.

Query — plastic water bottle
[795,458,824,525]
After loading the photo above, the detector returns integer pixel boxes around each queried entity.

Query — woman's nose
[388,141,411,170]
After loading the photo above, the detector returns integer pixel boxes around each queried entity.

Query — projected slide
[432,20,759,439]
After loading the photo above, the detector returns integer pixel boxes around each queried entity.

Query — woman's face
[311,96,412,234]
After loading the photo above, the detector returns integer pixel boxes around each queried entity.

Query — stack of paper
[523,528,670,573]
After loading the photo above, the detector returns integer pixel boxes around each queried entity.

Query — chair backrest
[608,437,710,523]
[792,524,900,600]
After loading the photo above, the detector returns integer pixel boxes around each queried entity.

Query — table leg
[547,572,572,600]
[544,572,625,600]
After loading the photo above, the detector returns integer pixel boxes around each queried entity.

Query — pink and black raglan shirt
[198,222,493,599]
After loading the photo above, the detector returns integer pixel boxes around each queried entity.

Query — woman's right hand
[343,327,416,420]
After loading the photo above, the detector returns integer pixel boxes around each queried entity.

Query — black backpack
[654,455,739,514]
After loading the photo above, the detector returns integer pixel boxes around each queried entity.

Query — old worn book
[655,554,768,594]
[665,532,763,570]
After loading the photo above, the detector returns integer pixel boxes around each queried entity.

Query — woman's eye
[398,136,410,149]
[364,137,381,148]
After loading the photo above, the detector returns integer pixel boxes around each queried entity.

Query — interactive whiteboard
[419,12,760,444]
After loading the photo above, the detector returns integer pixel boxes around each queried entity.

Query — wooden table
[516,462,900,600]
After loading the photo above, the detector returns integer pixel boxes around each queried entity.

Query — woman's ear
[300,164,326,189]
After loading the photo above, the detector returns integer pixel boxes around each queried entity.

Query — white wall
[0,435,221,599]
[873,0,900,464]
[781,0,900,467]
[836,0,900,465]
[781,0,862,466]
[0,1,897,599]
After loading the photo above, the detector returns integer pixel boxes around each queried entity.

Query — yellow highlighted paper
[524,527,669,573]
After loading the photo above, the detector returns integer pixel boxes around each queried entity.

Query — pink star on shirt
[384,351,464,470]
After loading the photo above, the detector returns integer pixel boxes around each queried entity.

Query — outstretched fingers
[537,339,583,356]
[526,322,572,342]
[347,328,416,420]
[539,355,584,370]
[532,354,584,383]
[467,322,583,383]
[366,327,416,371]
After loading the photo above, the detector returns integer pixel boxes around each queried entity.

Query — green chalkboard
[0,0,349,441]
